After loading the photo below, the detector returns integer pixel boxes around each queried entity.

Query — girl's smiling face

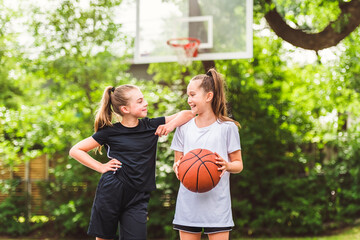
[187,80,212,115]
[126,88,148,118]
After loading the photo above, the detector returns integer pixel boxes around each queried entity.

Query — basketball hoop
[167,37,201,66]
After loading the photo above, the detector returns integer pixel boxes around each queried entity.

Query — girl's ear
[120,105,130,114]
[206,92,214,102]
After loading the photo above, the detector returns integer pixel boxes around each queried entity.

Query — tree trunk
[264,0,360,50]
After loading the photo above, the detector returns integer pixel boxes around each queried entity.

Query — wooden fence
[0,155,49,215]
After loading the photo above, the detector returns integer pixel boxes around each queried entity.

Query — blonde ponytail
[94,86,114,133]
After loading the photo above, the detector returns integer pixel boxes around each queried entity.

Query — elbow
[233,162,243,174]
[238,164,243,174]
[237,161,244,173]
[69,146,76,158]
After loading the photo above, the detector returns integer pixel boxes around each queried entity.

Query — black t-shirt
[92,117,165,192]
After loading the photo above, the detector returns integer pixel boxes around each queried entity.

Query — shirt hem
[173,220,234,228]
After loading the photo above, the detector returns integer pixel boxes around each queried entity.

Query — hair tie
[111,87,115,92]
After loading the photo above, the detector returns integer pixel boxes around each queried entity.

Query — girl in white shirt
[171,68,243,240]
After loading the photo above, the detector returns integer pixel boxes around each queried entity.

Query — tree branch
[264,0,360,50]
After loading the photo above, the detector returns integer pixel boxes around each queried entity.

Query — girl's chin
[190,109,198,115]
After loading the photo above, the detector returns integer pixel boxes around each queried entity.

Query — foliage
[0,179,34,237]
[0,195,31,236]
[0,1,23,109]
[1,0,360,239]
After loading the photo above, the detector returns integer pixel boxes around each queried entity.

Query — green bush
[0,192,30,236]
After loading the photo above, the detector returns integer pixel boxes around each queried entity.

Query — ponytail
[94,86,114,133]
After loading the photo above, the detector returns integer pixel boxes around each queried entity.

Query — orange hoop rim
[166,37,201,49]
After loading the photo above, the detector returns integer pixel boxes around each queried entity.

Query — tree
[261,0,360,51]
[0,0,23,109]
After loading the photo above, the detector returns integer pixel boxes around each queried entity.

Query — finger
[155,126,163,135]
[112,160,122,166]
[112,163,122,168]
[160,128,167,137]
[110,159,122,166]
[216,163,226,169]
[220,169,226,178]
[214,152,220,157]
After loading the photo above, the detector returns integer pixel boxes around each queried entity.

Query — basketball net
[167,38,200,66]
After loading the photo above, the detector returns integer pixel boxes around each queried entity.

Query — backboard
[134,0,253,64]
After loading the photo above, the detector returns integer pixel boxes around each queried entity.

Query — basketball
[178,149,221,193]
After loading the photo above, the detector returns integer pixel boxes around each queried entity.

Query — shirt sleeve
[147,117,166,129]
[170,126,184,152]
[92,128,109,146]
[227,122,241,154]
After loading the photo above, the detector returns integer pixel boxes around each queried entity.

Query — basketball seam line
[181,149,206,189]
[180,149,204,182]
[181,149,218,192]
[198,161,216,191]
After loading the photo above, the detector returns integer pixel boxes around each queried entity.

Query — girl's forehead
[187,80,202,91]
[128,88,143,100]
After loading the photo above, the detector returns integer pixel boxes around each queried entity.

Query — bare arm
[155,110,195,136]
[215,150,243,177]
[69,137,121,174]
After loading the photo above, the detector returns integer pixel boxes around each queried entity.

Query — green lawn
[1,225,359,240]
[236,225,360,240]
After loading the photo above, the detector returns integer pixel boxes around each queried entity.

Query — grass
[235,224,360,240]
[0,225,359,240]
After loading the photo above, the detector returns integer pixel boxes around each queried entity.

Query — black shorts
[88,172,150,240]
[173,224,232,234]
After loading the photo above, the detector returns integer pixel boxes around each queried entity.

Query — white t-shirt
[170,118,241,227]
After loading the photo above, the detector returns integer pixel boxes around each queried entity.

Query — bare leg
[96,238,113,240]
[179,231,202,240]
[208,231,229,240]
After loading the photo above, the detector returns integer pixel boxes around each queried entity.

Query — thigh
[179,231,202,240]
[207,231,229,240]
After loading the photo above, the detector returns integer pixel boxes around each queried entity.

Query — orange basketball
[178,149,221,193]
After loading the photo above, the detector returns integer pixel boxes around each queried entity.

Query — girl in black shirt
[69,84,194,240]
